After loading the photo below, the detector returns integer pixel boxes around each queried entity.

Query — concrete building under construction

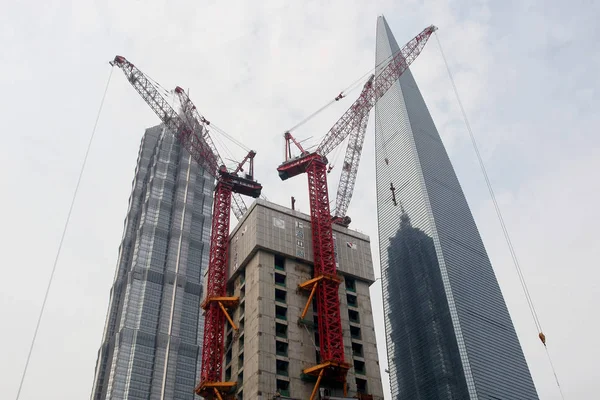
[216,200,384,399]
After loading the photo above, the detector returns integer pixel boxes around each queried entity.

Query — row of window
[227,254,370,398]
[274,256,291,397]
[344,277,369,394]
[225,271,246,400]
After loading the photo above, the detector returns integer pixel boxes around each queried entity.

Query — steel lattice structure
[111,56,251,221]
[200,179,233,386]
[329,25,438,225]
[277,25,436,396]
[175,87,251,221]
[112,56,261,400]
[331,87,372,225]
[306,158,345,363]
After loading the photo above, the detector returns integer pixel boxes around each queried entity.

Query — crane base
[195,381,236,400]
[201,296,239,310]
[303,360,351,378]
[303,361,351,400]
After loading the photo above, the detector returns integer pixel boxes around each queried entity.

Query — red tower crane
[277,25,437,397]
[111,56,262,400]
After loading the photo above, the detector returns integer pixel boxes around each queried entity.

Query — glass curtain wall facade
[374,16,539,400]
[91,125,214,400]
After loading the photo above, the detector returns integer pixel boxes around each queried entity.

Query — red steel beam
[199,180,233,386]
[306,158,346,366]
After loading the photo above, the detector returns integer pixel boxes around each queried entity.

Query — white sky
[1,1,598,399]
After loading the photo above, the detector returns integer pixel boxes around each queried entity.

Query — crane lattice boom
[317,25,437,157]
[330,84,372,224]
[330,25,437,224]
[111,56,252,220]
[175,87,254,220]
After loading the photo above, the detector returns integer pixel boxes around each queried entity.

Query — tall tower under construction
[221,200,384,399]
[374,16,539,399]
[91,125,214,399]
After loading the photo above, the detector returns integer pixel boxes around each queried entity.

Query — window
[239,302,245,317]
[350,326,361,340]
[239,334,244,351]
[276,360,289,376]
[276,379,290,397]
[225,366,231,381]
[356,378,367,393]
[239,316,245,332]
[275,288,287,303]
[276,323,288,338]
[352,342,363,357]
[237,390,243,400]
[237,371,244,388]
[354,360,365,375]
[349,310,360,323]
[240,286,245,300]
[276,340,289,357]
[275,273,286,287]
[345,277,356,292]
[238,353,244,368]
[274,255,285,271]
[226,348,232,365]
[346,293,358,307]
[225,331,233,349]
[275,305,287,321]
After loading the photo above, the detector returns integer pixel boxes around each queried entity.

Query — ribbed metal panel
[91,125,214,400]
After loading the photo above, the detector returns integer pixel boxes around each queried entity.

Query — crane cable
[15,66,114,400]
[211,123,251,153]
[286,39,412,137]
[435,32,565,399]
[286,98,340,133]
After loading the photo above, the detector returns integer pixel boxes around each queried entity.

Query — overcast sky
[1,0,598,399]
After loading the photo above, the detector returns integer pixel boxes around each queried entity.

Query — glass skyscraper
[91,125,214,399]
[375,16,539,399]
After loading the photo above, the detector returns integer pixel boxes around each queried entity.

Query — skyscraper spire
[375,16,539,399]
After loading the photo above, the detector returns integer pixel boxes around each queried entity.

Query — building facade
[91,125,214,399]
[374,16,539,399]
[222,200,384,399]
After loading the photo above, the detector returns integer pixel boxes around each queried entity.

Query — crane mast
[174,87,261,399]
[111,56,262,399]
[277,25,436,397]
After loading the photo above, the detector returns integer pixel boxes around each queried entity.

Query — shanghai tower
[374,16,539,399]
[91,125,214,399]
